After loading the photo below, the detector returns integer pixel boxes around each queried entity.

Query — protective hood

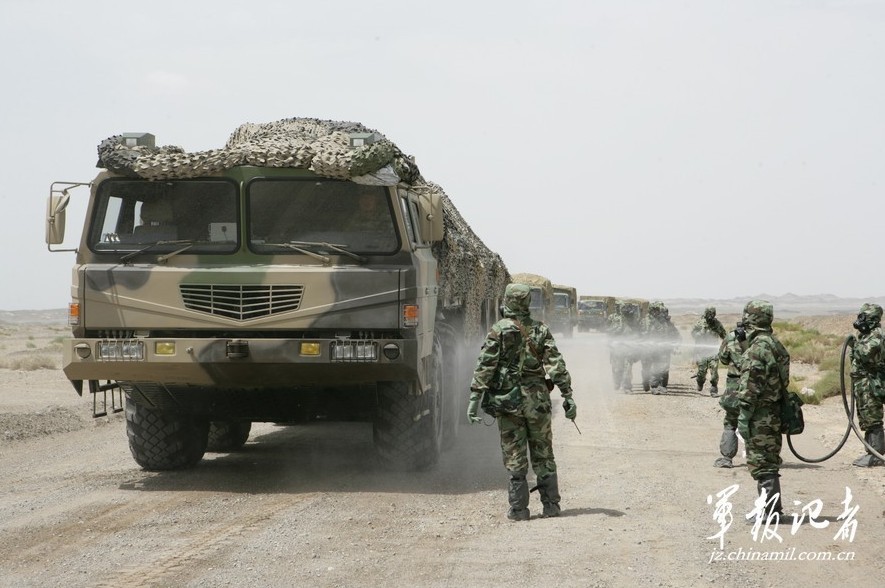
[742,299,773,330]
[502,283,532,319]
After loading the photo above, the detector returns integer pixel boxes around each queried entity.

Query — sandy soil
[0,316,883,587]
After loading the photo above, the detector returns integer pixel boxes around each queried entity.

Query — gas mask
[734,321,746,342]
[853,314,872,334]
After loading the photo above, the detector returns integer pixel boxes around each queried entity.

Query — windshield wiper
[260,242,331,263]
[289,240,367,263]
[119,240,195,264]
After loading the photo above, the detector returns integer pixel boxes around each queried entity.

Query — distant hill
[660,293,884,317]
[3,294,882,326]
[0,309,68,325]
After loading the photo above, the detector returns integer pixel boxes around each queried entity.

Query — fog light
[155,341,176,355]
[300,342,321,356]
[382,343,400,360]
[74,343,91,359]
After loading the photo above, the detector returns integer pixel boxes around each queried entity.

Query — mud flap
[89,379,124,418]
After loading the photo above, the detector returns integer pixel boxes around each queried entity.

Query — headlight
[97,340,144,360]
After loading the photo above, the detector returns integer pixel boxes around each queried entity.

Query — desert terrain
[1,308,883,587]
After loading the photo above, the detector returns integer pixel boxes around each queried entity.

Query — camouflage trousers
[853,376,884,431]
[744,403,783,480]
[646,352,671,388]
[719,375,741,428]
[497,386,556,478]
[695,356,719,385]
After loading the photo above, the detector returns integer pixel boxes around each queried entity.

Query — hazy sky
[3,0,883,310]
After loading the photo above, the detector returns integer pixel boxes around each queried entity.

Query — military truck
[510,273,554,324]
[45,118,509,472]
[551,284,578,338]
[577,295,616,332]
[618,298,650,321]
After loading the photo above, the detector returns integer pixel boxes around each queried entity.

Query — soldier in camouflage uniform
[467,283,577,521]
[848,303,885,467]
[691,306,726,396]
[714,321,747,467]
[608,302,641,393]
[641,302,681,394]
[737,300,790,519]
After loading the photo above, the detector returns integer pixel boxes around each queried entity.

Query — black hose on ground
[785,336,854,463]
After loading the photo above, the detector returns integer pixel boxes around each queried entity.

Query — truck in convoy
[44,118,509,471]
[510,273,554,324]
[551,284,578,338]
[577,295,616,332]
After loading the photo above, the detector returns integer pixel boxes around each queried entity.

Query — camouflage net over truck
[96,117,508,339]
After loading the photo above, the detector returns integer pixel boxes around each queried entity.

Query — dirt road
[1,329,883,587]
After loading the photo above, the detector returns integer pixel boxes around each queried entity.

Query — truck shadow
[118,420,506,496]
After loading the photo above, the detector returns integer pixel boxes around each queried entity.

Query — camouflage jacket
[718,330,747,379]
[691,317,726,343]
[850,326,885,380]
[641,314,680,344]
[737,328,790,409]
[470,316,573,398]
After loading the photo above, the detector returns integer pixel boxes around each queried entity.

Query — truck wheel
[374,340,444,470]
[206,421,252,452]
[124,392,209,471]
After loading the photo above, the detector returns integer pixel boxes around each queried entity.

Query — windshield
[554,293,570,308]
[580,301,606,311]
[88,178,239,253]
[248,179,399,255]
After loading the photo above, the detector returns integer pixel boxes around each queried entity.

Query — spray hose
[785,335,885,464]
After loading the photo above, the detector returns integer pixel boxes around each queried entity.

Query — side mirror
[418,191,444,243]
[45,191,70,245]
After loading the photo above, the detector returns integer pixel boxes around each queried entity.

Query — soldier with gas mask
[467,283,577,521]
[692,306,726,396]
[714,320,747,467]
[848,303,885,467]
[737,300,790,520]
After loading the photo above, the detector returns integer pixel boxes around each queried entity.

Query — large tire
[124,392,209,471]
[373,338,444,470]
[206,421,252,452]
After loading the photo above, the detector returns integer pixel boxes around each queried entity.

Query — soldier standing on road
[737,300,790,520]
[692,306,726,396]
[642,302,681,395]
[467,283,577,521]
[714,321,747,467]
[610,303,642,393]
[848,303,885,467]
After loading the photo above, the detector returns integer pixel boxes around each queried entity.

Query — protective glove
[467,393,482,424]
[846,334,856,347]
[562,397,577,420]
[737,405,752,440]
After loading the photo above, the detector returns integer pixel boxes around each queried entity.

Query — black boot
[757,475,783,520]
[537,473,561,518]
[507,473,530,521]
[852,426,885,467]
[696,377,704,392]
[709,383,719,397]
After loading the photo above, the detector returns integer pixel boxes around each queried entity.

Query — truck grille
[180,284,304,320]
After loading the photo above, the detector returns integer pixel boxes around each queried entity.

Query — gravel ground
[0,319,883,587]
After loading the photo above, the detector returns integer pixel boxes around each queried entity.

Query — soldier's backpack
[780,391,805,435]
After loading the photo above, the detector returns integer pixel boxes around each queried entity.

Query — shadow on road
[117,419,507,496]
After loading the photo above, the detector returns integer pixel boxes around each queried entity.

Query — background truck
[578,295,616,332]
[551,284,578,338]
[510,272,554,323]
[45,118,510,472]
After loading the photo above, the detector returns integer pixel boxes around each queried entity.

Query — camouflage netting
[428,181,510,340]
[96,117,508,339]
[97,117,421,184]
